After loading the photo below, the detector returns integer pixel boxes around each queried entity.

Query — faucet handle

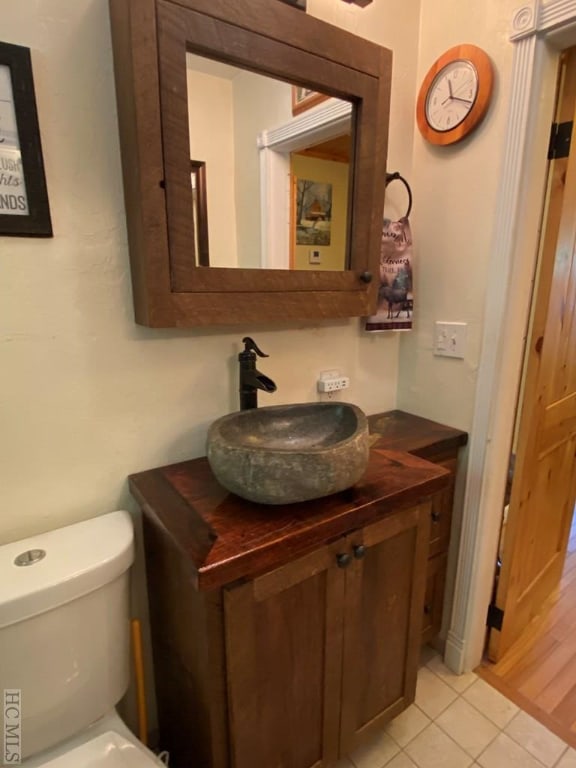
[242,337,269,358]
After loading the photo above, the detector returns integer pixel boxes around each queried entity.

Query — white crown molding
[540,0,576,32]
[446,0,576,674]
[258,98,352,151]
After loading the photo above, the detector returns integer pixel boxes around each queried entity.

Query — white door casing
[446,0,576,674]
[258,99,352,269]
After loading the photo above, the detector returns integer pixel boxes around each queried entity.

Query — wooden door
[339,503,430,753]
[489,49,576,660]
[224,539,348,768]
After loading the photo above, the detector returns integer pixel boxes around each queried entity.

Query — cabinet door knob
[336,553,352,568]
[431,510,441,523]
[424,603,432,615]
[353,544,366,559]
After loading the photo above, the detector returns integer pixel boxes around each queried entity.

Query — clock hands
[449,77,475,102]
[442,76,474,106]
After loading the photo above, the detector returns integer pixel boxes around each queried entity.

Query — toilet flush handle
[14,549,46,566]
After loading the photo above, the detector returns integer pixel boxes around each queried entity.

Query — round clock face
[425,60,478,132]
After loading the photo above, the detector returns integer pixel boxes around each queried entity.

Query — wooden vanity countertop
[368,410,468,459]
[130,444,451,591]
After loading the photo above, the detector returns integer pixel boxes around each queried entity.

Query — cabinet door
[224,540,348,768]
[340,503,430,753]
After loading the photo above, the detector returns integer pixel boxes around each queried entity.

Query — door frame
[446,0,576,674]
[259,98,352,270]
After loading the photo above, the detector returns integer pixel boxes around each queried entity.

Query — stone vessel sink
[207,402,369,505]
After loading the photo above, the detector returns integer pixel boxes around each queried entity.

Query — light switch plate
[434,321,467,358]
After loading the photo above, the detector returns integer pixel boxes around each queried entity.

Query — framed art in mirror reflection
[292,86,330,116]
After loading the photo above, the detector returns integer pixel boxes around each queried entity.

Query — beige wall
[397,0,519,431]
[0,0,424,545]
[232,69,293,268]
[306,0,421,222]
[186,62,294,269]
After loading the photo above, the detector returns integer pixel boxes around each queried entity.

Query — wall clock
[416,44,493,146]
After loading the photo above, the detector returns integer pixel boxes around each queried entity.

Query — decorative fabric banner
[365,216,413,332]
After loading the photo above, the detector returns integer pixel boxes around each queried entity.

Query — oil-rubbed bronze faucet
[238,337,277,410]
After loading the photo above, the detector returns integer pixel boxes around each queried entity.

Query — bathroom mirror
[185,53,352,272]
[109,0,392,326]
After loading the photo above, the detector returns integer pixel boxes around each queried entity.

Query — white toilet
[0,510,164,766]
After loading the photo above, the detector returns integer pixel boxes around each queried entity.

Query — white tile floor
[336,651,576,768]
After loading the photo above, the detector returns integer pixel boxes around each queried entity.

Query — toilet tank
[0,511,134,760]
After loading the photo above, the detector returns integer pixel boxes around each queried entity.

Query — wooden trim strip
[478,663,576,749]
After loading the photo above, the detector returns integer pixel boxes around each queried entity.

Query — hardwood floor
[479,514,576,748]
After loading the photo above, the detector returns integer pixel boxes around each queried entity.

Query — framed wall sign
[0,41,52,236]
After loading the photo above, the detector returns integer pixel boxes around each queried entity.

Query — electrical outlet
[317,373,350,392]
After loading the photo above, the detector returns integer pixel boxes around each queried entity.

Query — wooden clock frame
[416,44,494,146]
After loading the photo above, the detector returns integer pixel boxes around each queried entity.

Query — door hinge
[486,603,504,631]
[548,121,573,159]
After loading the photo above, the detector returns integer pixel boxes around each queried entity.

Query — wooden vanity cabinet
[422,453,457,642]
[224,538,347,768]
[131,448,449,768]
[225,504,428,768]
[422,552,448,642]
[339,506,428,753]
[367,411,468,645]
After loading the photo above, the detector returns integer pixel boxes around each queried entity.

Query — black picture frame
[0,41,52,237]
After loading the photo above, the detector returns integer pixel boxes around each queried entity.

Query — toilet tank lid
[0,511,134,629]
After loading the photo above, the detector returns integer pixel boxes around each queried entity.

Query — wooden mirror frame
[109,0,392,327]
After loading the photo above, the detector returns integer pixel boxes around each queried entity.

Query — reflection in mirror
[291,85,330,116]
[186,53,352,271]
[291,135,351,270]
[190,160,209,266]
